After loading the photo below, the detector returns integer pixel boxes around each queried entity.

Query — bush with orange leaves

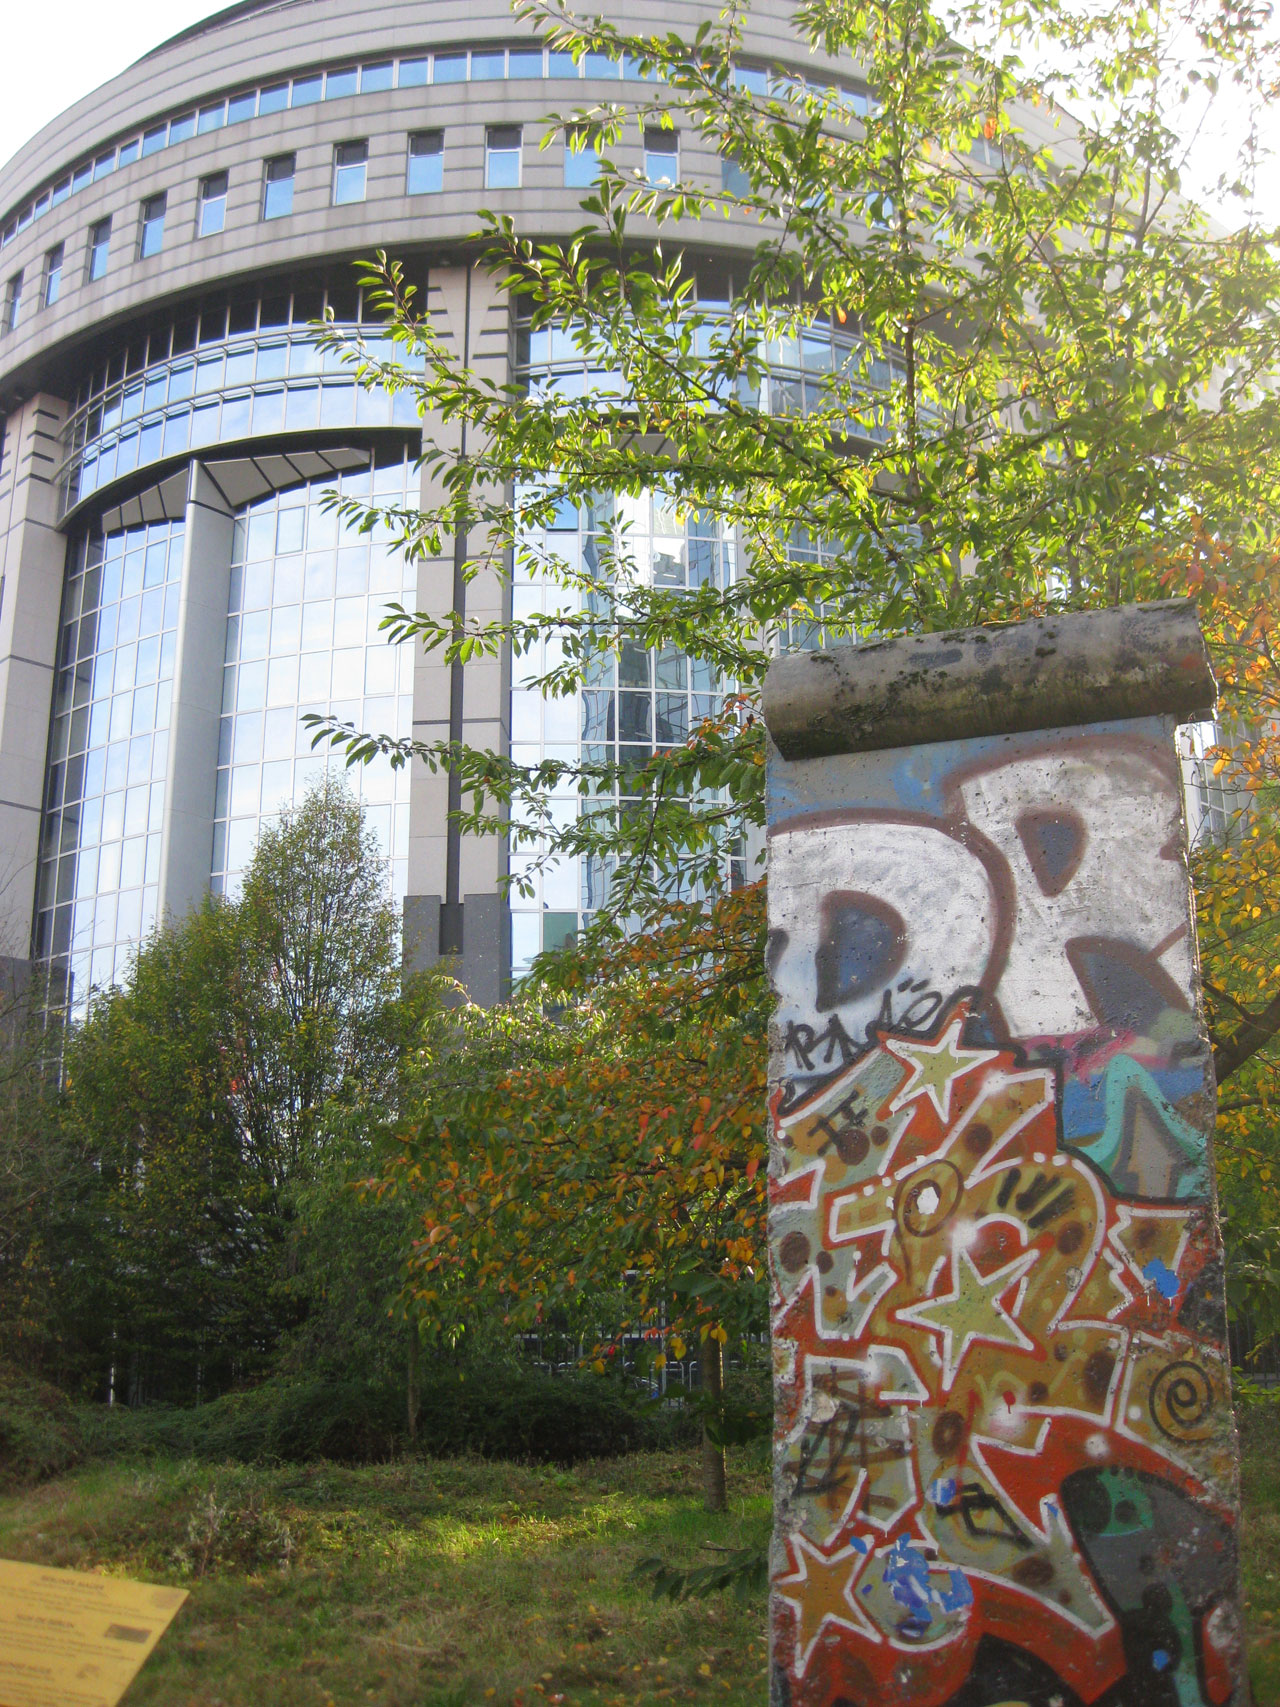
[374,883,770,1368]
[1164,539,1280,1351]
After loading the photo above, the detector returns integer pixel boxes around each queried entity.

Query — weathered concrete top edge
[762,600,1216,762]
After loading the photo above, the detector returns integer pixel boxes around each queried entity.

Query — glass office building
[0,0,1221,1014]
[0,0,890,1013]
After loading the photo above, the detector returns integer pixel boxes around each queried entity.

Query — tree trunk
[407,1321,420,1445]
[701,1333,727,1513]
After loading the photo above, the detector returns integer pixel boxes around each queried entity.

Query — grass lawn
[3,1429,1280,1705]
[0,1447,771,1707]
[1242,1415,1280,1706]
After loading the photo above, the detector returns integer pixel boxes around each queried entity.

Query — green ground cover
[1242,1417,1280,1704]
[2,1432,1279,1705]
[0,1447,771,1707]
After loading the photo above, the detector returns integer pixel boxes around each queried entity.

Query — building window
[198,171,229,237]
[262,154,295,220]
[138,192,166,259]
[485,125,522,189]
[332,140,368,205]
[406,131,444,195]
[43,244,63,307]
[211,456,415,900]
[86,217,111,281]
[4,272,22,332]
[644,126,679,185]
[563,126,600,188]
[721,151,750,197]
[34,517,185,1021]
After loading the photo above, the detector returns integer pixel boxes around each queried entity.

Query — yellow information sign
[0,1559,187,1707]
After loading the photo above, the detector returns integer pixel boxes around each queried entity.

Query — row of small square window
[2,127,683,329]
[56,629,178,721]
[69,340,396,450]
[63,382,415,512]
[0,41,683,249]
[58,585,178,674]
[229,553,411,622]
[44,767,168,846]
[47,684,175,796]
[221,647,405,711]
[211,810,409,892]
[511,688,721,747]
[3,46,869,253]
[71,289,397,410]
[37,777,161,868]
[47,713,170,796]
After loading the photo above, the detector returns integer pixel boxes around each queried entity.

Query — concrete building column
[156,460,235,922]
[405,261,511,1004]
[0,392,68,976]
[761,603,1245,1705]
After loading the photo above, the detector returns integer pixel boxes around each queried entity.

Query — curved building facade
[0,0,864,1012]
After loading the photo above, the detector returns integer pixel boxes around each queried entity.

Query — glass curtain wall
[59,280,417,516]
[508,492,735,975]
[34,518,184,1017]
[506,273,891,978]
[212,453,415,897]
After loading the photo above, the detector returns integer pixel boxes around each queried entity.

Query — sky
[0,1,231,174]
[2,0,1276,224]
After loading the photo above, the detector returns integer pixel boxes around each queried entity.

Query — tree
[318,0,1280,1045]
[0,971,101,1391]
[219,777,406,1191]
[379,883,769,1506]
[317,0,1280,1407]
[1181,553,1280,1354]
[59,778,419,1404]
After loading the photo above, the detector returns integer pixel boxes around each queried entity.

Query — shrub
[72,1362,694,1469]
[0,1361,84,1490]
[414,1364,654,1463]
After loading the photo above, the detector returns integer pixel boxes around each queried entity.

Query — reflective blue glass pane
[325,67,358,98]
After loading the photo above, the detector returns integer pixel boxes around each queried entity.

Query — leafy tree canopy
[52,779,425,1403]
[315,0,1280,1358]
[380,884,769,1359]
[315,0,1280,933]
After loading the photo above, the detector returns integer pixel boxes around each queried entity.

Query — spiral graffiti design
[1148,1360,1213,1439]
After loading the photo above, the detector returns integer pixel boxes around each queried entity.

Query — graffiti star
[884,1014,999,1125]
[896,1247,1039,1390]
[775,1531,881,1672]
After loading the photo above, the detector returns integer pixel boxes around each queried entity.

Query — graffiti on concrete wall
[767,721,1242,1707]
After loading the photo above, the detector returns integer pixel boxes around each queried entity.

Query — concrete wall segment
[762,608,1245,1705]
[764,600,1217,762]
